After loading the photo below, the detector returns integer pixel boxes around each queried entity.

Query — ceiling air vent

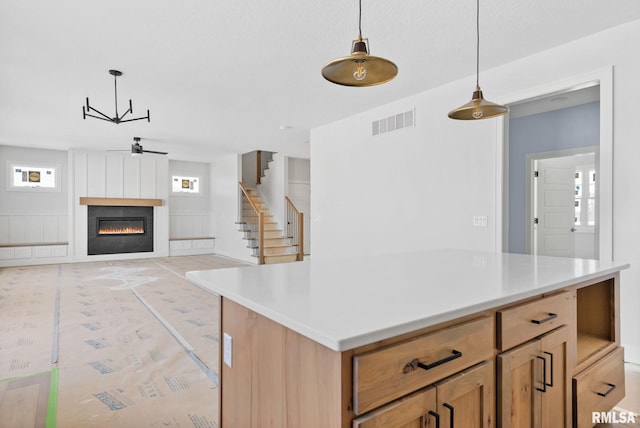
[372,109,415,136]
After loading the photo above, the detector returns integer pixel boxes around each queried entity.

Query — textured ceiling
[2,0,640,161]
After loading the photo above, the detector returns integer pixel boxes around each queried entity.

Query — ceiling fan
[130,137,167,155]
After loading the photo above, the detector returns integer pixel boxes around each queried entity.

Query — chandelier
[82,69,151,124]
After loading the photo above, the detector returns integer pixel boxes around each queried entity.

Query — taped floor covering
[0,255,248,428]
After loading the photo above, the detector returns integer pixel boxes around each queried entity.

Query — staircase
[237,187,299,264]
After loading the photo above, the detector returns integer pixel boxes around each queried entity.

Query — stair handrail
[239,181,265,264]
[285,196,304,262]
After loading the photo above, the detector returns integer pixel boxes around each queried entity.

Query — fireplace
[88,206,154,255]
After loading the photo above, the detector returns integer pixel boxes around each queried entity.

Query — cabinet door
[352,386,437,428]
[498,340,541,428]
[436,361,494,428]
[539,326,573,428]
[498,327,573,428]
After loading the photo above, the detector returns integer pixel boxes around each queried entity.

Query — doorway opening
[498,68,613,260]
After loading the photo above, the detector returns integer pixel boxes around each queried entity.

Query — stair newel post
[258,210,265,264]
[297,212,304,261]
[256,150,262,185]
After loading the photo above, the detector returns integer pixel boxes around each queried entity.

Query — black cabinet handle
[597,383,617,397]
[404,350,463,374]
[443,403,454,428]
[536,355,547,392]
[543,351,554,387]
[417,350,462,371]
[428,410,440,428]
[531,313,558,324]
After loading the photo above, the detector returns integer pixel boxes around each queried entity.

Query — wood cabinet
[218,273,625,428]
[352,386,437,428]
[497,325,572,427]
[573,347,625,428]
[353,316,493,415]
[572,277,624,428]
[353,361,494,428]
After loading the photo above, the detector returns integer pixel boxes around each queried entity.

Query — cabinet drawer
[573,347,625,428]
[353,316,494,415]
[497,290,573,351]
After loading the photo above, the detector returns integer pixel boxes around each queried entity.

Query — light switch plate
[473,216,488,227]
[223,333,232,368]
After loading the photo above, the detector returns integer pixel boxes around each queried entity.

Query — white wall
[210,154,255,263]
[311,83,498,259]
[0,145,68,244]
[311,19,640,363]
[169,160,212,239]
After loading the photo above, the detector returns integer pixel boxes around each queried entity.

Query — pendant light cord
[476,0,480,88]
[358,0,363,39]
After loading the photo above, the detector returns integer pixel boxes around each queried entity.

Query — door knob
[570,227,576,232]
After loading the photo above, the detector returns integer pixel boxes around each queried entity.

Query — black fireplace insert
[88,206,154,255]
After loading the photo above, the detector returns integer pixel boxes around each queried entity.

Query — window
[7,162,60,192]
[172,176,199,193]
[574,168,595,228]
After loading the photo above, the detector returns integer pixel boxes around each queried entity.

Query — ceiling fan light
[448,86,509,120]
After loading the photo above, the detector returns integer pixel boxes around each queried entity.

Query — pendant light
[448,0,508,120]
[321,0,397,87]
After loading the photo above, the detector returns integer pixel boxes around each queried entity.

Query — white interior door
[288,182,310,255]
[534,156,575,257]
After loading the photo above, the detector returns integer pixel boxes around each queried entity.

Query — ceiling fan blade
[142,149,168,155]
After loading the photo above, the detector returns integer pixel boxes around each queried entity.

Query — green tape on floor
[46,368,58,428]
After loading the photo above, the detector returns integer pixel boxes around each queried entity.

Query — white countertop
[186,249,629,352]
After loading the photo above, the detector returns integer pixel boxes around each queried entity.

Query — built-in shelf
[576,278,617,367]
[79,197,163,207]
[0,242,69,248]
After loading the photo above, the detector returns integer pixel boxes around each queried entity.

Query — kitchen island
[186,249,629,427]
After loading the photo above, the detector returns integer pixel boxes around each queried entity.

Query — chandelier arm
[83,112,118,123]
[86,104,113,121]
[113,74,119,120]
[118,113,150,123]
[118,101,133,121]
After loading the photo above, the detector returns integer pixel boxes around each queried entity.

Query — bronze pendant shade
[448,0,508,120]
[448,85,508,120]
[322,0,397,87]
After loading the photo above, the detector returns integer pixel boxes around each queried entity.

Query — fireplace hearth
[88,206,154,255]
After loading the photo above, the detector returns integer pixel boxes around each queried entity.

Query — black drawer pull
[531,313,558,324]
[417,349,462,371]
[597,383,617,397]
[428,410,440,428]
[403,350,462,373]
[443,403,455,428]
